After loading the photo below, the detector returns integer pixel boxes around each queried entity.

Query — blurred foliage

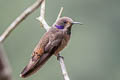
[0,0,120,80]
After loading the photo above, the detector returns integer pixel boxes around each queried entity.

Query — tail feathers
[20,53,53,78]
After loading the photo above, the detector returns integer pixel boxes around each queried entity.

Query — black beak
[72,22,83,25]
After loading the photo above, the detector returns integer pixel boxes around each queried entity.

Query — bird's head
[55,17,82,30]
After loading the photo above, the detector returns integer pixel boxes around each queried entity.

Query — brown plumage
[20,17,81,78]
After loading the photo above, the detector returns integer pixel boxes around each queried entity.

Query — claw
[57,54,64,60]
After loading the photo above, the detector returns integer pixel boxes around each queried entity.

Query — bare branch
[0,43,12,80]
[0,0,44,43]
[36,0,51,31]
[55,7,64,23]
[56,7,64,20]
[40,0,45,19]
[57,55,70,80]
[53,7,64,26]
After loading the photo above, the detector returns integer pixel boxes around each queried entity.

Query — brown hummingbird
[20,17,82,78]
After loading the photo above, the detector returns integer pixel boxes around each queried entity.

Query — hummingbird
[20,17,82,78]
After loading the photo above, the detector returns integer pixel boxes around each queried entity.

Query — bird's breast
[54,33,70,56]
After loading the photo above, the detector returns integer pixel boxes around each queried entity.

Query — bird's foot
[57,54,64,60]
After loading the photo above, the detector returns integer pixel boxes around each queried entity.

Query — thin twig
[57,55,70,80]
[53,7,64,26]
[56,7,64,21]
[36,0,50,31]
[40,0,45,19]
[0,0,44,43]
[36,1,70,80]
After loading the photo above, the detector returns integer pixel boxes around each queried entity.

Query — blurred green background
[0,0,120,80]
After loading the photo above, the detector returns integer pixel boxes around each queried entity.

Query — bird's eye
[64,21,67,24]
